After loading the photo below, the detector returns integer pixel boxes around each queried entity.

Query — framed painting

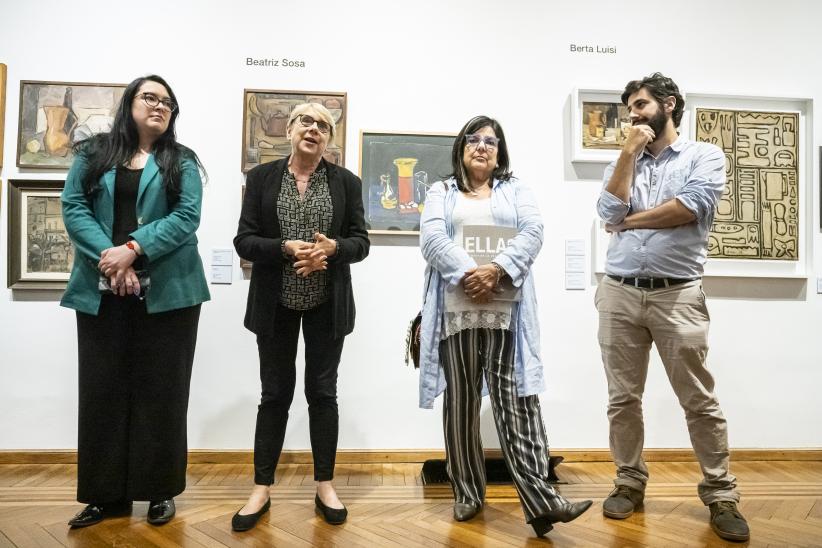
[7,179,74,289]
[17,80,126,169]
[359,131,455,234]
[571,88,631,163]
[683,94,809,278]
[241,89,347,172]
[0,64,7,168]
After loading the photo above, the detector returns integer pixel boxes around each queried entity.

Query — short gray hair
[287,102,336,144]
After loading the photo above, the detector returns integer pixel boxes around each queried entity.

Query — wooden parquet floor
[0,460,820,547]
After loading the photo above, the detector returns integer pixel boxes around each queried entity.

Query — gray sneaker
[709,501,750,542]
[602,485,644,519]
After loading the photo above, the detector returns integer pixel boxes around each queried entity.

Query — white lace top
[442,193,513,339]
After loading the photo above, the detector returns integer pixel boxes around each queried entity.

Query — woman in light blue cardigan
[418,115,591,537]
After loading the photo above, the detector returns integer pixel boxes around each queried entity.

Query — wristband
[125,241,139,256]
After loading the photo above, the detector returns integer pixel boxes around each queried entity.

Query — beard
[634,107,669,142]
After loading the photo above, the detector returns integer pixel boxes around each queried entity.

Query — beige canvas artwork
[695,108,799,260]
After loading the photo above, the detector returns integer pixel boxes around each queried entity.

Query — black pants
[254,301,345,485]
[75,294,201,504]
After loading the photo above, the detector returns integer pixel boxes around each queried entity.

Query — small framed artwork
[571,88,630,163]
[359,131,455,234]
[241,89,347,173]
[7,179,74,289]
[239,184,252,269]
[0,63,7,168]
[17,81,126,169]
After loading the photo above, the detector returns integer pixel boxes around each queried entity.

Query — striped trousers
[440,328,566,522]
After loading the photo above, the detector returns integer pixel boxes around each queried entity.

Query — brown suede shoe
[709,501,750,542]
[602,485,644,519]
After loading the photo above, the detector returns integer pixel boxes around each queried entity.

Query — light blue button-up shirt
[417,177,545,409]
[597,136,725,278]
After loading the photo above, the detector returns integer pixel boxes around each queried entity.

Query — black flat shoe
[453,501,481,522]
[147,499,176,525]
[315,494,347,525]
[68,502,132,528]
[529,500,593,537]
[231,498,270,532]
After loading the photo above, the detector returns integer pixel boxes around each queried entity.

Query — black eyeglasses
[137,92,177,112]
[297,114,331,134]
[465,134,500,149]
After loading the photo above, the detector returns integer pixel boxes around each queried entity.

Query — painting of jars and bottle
[242,89,346,172]
[359,131,455,233]
[581,101,631,151]
[16,81,126,169]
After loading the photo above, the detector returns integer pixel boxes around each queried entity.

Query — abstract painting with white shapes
[695,108,799,260]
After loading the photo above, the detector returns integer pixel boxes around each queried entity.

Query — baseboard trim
[1,448,820,465]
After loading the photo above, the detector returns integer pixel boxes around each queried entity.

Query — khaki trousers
[595,276,739,504]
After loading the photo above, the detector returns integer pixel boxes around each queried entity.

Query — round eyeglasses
[297,114,331,134]
[137,92,177,113]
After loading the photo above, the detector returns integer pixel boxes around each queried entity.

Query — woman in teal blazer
[61,75,209,529]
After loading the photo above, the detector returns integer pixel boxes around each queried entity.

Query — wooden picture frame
[359,130,456,234]
[0,64,7,168]
[17,80,126,169]
[241,89,347,173]
[571,88,630,163]
[7,179,73,289]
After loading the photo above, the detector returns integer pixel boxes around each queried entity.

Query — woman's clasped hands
[98,244,141,296]
[285,232,337,277]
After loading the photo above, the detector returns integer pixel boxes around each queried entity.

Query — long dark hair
[72,74,205,203]
[448,115,513,192]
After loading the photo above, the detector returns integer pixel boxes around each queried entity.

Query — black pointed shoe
[231,498,271,532]
[147,499,176,525]
[453,501,481,522]
[315,494,347,525]
[529,500,593,537]
[68,501,132,528]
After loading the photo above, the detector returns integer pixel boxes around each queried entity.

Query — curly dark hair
[621,72,685,128]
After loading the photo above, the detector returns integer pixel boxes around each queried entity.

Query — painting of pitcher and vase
[16,80,126,169]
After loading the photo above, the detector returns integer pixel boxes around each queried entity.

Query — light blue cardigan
[418,177,545,409]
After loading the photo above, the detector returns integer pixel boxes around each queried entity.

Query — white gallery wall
[1,0,820,451]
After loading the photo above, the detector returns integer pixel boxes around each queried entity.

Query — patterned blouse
[277,167,333,310]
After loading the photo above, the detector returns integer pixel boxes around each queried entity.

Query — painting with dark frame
[17,80,126,169]
[359,131,455,234]
[8,179,73,289]
[241,89,346,173]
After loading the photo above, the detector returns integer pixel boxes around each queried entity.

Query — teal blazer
[61,153,210,315]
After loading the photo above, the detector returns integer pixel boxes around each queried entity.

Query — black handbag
[405,267,435,368]
[405,311,423,368]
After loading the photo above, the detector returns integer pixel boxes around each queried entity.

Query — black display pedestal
[420,455,565,485]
